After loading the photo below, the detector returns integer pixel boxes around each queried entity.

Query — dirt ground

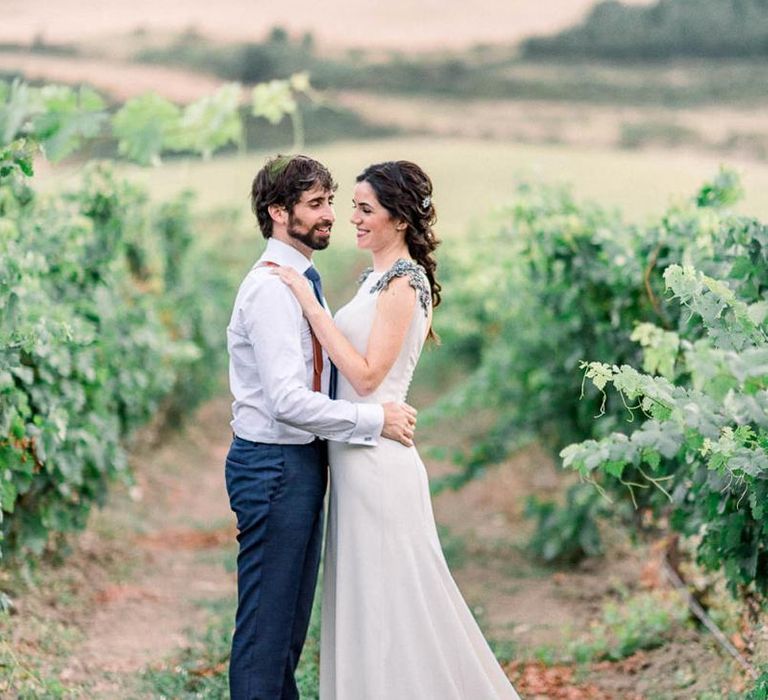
[4,391,753,699]
[0,0,654,52]
[50,397,236,696]
[430,443,751,698]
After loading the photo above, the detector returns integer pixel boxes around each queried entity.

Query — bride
[275,161,520,699]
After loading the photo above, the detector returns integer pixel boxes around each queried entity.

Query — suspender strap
[256,261,323,392]
[309,333,323,392]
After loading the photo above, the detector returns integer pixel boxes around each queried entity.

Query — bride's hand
[272,265,322,314]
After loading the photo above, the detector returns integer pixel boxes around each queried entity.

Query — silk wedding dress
[320,259,520,700]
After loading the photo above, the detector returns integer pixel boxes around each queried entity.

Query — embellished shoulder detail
[357,266,374,286]
[370,259,430,316]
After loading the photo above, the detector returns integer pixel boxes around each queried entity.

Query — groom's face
[287,184,335,251]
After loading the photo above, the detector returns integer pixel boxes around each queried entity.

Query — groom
[225,154,417,700]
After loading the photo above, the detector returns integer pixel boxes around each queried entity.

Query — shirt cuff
[347,403,384,446]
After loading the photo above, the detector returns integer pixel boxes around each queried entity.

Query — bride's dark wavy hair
[356,160,441,340]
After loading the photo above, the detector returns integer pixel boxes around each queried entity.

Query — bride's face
[350,181,404,252]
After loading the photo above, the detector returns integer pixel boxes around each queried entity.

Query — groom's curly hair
[250,154,337,238]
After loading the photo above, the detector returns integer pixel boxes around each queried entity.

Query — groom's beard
[287,211,332,251]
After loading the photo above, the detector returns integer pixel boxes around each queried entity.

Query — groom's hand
[382,402,418,447]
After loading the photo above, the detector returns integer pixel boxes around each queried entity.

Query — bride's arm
[274,267,417,396]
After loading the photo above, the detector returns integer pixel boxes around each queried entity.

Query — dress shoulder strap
[369,259,430,317]
[357,267,374,285]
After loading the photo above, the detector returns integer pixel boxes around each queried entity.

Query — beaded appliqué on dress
[357,267,374,286]
[367,259,430,316]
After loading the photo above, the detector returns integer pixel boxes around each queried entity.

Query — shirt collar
[260,238,313,273]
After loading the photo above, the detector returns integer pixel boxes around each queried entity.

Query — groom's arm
[241,275,384,444]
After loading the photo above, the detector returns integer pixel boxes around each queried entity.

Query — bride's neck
[372,244,411,272]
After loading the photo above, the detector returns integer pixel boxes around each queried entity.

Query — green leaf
[251,79,296,125]
[0,138,38,180]
[112,93,182,165]
[0,471,17,512]
[170,83,243,158]
[604,460,626,478]
[641,449,661,470]
[32,85,107,161]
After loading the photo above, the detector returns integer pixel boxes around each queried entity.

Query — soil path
[57,393,558,696]
[51,391,741,699]
[59,396,237,696]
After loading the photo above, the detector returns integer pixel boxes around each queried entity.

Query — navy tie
[303,266,324,304]
[304,267,338,399]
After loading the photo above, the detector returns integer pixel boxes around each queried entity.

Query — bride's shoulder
[370,259,430,316]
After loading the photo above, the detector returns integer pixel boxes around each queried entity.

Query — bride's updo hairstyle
[356,161,442,336]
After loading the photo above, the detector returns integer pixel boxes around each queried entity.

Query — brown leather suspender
[257,261,323,392]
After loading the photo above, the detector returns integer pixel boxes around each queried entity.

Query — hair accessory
[421,195,431,209]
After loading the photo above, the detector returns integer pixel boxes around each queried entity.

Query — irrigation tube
[661,557,758,680]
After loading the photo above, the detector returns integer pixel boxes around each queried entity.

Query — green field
[35,135,768,303]
[114,136,768,238]
[39,137,768,250]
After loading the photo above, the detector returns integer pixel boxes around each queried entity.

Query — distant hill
[523,0,768,59]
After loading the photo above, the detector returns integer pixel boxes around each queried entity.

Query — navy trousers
[225,436,327,700]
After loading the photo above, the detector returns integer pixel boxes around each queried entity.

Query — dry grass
[57,136,768,232]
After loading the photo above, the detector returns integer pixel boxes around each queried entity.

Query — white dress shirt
[227,238,384,445]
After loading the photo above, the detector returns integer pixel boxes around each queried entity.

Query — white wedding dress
[320,260,520,700]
